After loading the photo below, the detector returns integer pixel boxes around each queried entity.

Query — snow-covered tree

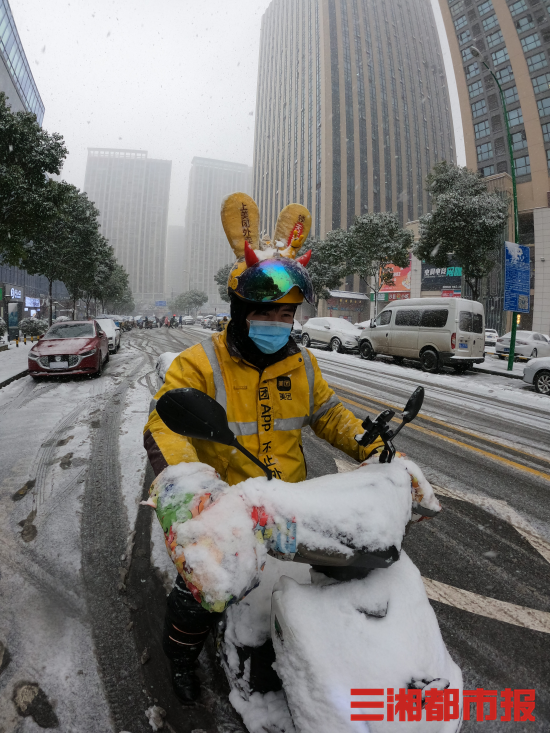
[345,213,413,316]
[414,161,509,301]
[0,317,6,339]
[214,264,232,303]
[19,317,48,337]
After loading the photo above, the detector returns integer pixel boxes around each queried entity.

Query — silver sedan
[523,356,550,395]
[495,331,550,360]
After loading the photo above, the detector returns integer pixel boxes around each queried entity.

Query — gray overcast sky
[10,0,463,228]
[10,0,272,225]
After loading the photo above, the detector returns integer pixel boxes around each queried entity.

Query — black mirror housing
[402,386,424,424]
[157,388,236,445]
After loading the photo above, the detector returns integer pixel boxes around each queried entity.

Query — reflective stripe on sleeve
[201,337,227,411]
[149,397,157,416]
[311,394,341,426]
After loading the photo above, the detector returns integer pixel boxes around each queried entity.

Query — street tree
[414,161,509,301]
[214,263,232,303]
[346,212,413,315]
[305,235,348,313]
[23,182,103,325]
[173,290,209,315]
[0,92,67,263]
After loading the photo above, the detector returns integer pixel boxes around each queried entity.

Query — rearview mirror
[156,388,273,480]
[402,386,424,424]
[324,324,330,329]
[370,321,376,328]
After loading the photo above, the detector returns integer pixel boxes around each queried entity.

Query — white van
[357,297,485,373]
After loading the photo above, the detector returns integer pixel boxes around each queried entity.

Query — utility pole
[471,47,520,372]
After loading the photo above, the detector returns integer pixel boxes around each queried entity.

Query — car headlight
[80,349,97,357]
[28,352,39,361]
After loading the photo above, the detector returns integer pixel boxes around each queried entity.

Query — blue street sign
[155,300,167,307]
[504,242,530,313]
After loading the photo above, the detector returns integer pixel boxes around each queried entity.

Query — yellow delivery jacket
[144,331,382,485]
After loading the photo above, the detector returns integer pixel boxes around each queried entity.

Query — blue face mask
[247,320,293,354]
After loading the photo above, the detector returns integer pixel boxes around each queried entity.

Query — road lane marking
[433,484,550,566]
[329,381,550,466]
[338,393,550,483]
[423,577,550,634]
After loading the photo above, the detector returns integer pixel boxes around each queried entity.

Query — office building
[84,149,172,306]
[0,0,44,122]
[184,157,252,311]
[253,0,455,240]
[165,225,187,301]
[0,0,57,332]
[438,0,550,333]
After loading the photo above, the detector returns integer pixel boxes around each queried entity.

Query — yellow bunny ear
[273,204,312,259]
[221,192,260,259]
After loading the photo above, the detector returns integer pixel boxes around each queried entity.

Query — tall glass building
[0,0,44,122]
[183,157,252,312]
[439,0,550,333]
[253,0,455,240]
[84,149,172,307]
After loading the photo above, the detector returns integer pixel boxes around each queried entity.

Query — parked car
[291,319,302,343]
[182,315,195,325]
[484,329,499,348]
[358,297,485,373]
[28,320,109,379]
[95,317,121,353]
[202,316,215,329]
[523,356,550,394]
[301,317,362,353]
[495,331,550,360]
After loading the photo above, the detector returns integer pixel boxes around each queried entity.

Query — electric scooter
[155,387,463,733]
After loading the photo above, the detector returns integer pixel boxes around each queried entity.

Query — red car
[28,320,110,379]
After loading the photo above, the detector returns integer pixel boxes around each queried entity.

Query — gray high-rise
[184,157,252,311]
[253,0,456,239]
[84,148,172,305]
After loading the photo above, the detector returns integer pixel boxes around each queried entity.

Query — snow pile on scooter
[144,458,440,614]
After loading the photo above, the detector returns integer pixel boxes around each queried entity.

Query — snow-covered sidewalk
[0,340,31,386]
[475,352,526,378]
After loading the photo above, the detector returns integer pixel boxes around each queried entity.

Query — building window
[496,64,514,83]
[503,86,519,104]
[532,72,550,93]
[508,107,524,126]
[542,122,550,141]
[477,141,494,161]
[468,80,484,98]
[482,13,499,31]
[514,155,531,175]
[478,0,493,15]
[479,164,495,176]
[487,30,504,47]
[462,47,474,61]
[515,15,535,32]
[450,0,465,16]
[465,62,480,79]
[511,130,528,150]
[475,119,491,138]
[547,148,550,168]
[527,52,547,72]
[537,96,550,116]
[492,47,510,65]
[521,33,541,52]
[509,0,528,16]
[472,99,488,117]
[454,14,468,30]
[458,29,472,45]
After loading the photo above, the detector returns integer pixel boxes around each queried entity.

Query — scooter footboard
[271,552,462,733]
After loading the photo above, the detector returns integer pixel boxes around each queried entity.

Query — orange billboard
[380,255,411,298]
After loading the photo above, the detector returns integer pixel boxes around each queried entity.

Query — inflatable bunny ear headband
[221,193,314,305]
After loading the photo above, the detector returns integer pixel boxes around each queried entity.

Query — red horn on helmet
[296,249,312,266]
[244,240,260,267]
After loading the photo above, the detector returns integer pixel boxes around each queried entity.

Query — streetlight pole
[471,46,519,372]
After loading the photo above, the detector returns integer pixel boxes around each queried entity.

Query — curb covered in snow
[472,365,522,381]
[0,369,29,389]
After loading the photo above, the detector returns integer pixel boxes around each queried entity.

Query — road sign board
[504,242,530,313]
[155,300,167,307]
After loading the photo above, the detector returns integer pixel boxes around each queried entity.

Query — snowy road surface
[0,326,548,731]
